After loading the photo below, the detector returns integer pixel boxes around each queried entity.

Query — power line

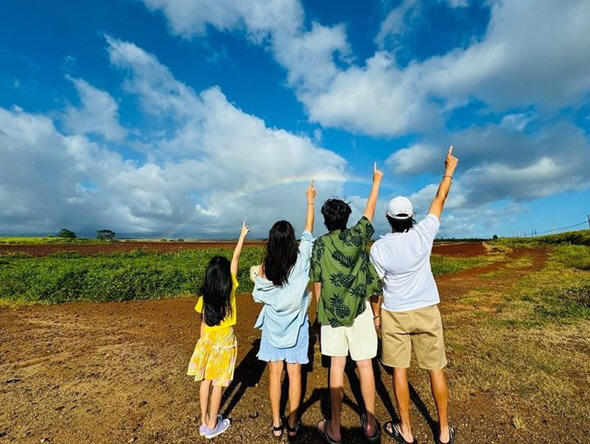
[535,220,587,235]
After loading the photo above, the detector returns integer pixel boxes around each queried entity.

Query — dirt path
[2,245,579,444]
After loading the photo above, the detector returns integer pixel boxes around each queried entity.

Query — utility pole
[587,214,590,229]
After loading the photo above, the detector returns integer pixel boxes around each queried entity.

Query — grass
[0,248,263,304]
[494,229,590,247]
[446,243,590,425]
[0,246,494,305]
[430,254,501,275]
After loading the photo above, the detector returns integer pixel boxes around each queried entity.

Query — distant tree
[96,229,116,241]
[58,228,77,239]
[177,238,185,242]
[492,234,498,240]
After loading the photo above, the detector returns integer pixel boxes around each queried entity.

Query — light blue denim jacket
[252,231,313,348]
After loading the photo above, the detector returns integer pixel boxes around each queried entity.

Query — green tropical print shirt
[310,217,383,328]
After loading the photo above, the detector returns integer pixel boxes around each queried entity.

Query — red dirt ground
[0,240,484,257]
[1,243,585,443]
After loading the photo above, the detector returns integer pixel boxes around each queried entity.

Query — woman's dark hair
[264,220,298,286]
[321,198,352,232]
[387,215,416,233]
[201,256,232,327]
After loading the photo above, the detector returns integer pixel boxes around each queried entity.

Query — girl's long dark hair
[201,256,232,327]
[264,220,298,286]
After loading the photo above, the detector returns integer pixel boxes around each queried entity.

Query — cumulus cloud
[63,75,127,141]
[387,120,590,205]
[0,38,347,237]
[143,0,590,136]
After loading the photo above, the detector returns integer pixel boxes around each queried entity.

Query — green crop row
[0,248,264,304]
[0,247,491,304]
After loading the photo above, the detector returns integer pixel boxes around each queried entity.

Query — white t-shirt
[370,214,440,312]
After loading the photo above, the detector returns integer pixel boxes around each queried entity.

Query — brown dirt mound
[431,241,487,257]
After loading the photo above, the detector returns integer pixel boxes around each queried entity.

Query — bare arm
[370,295,381,328]
[363,162,384,222]
[305,180,316,233]
[313,282,322,306]
[230,221,249,276]
[428,146,459,219]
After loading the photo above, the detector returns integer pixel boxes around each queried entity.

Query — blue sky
[1,0,589,238]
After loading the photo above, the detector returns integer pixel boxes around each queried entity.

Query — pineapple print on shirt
[311,217,383,328]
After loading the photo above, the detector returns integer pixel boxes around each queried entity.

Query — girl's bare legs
[200,380,212,428]
[286,363,302,430]
[269,360,285,435]
[206,385,224,429]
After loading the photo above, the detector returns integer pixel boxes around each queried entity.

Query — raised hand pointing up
[445,145,458,174]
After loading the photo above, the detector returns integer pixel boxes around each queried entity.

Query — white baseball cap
[386,196,413,219]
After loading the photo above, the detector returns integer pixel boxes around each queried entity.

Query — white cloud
[142,0,303,38]
[387,120,590,206]
[63,75,127,141]
[144,0,590,136]
[0,38,348,237]
[375,0,419,49]
[386,143,441,174]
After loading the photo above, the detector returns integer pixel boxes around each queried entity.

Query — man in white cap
[370,146,458,444]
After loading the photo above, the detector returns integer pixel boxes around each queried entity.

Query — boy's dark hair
[387,215,416,233]
[321,198,352,232]
[264,220,298,286]
[201,256,232,327]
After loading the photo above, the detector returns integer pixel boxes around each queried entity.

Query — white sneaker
[204,418,231,439]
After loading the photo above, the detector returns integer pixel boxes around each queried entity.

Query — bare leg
[206,385,224,430]
[199,379,211,428]
[392,367,414,442]
[269,360,285,435]
[428,369,449,442]
[356,359,376,436]
[286,363,301,431]
[328,356,346,442]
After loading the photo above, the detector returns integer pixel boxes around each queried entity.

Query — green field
[0,247,493,305]
[0,236,103,244]
[495,229,590,247]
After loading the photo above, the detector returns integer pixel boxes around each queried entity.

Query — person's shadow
[220,338,266,417]
[222,321,438,441]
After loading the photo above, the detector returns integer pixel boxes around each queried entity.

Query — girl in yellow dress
[187,222,249,439]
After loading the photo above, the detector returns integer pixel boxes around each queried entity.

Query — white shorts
[320,300,377,361]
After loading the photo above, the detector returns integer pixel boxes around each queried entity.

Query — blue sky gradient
[1,0,589,238]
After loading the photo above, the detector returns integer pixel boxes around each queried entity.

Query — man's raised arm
[428,146,459,220]
[362,162,384,222]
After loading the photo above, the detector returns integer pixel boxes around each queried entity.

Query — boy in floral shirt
[312,163,383,444]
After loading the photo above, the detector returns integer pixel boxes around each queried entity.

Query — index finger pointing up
[448,145,453,155]
[374,161,377,172]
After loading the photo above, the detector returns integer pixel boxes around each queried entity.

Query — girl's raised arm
[231,221,249,276]
[305,179,316,233]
